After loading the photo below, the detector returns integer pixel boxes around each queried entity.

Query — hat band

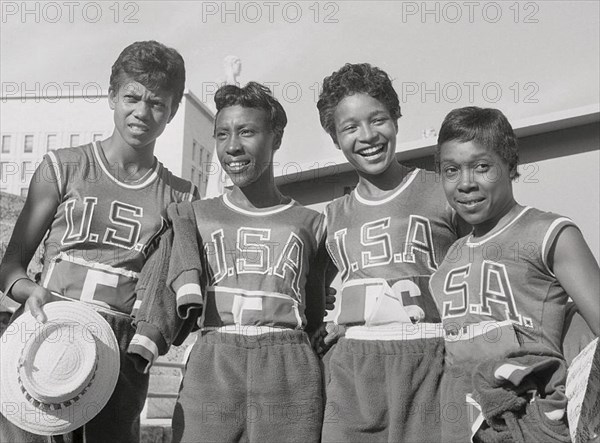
[17,356,99,412]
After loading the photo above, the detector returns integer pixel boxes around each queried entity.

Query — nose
[457,169,477,192]
[358,123,378,144]
[133,101,150,120]
[225,135,243,155]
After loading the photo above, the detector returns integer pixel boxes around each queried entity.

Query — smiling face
[439,139,517,235]
[109,76,176,150]
[333,93,398,178]
[215,105,279,189]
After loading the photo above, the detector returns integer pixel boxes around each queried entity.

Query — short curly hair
[110,40,186,106]
[214,81,287,139]
[437,107,520,180]
[317,63,401,143]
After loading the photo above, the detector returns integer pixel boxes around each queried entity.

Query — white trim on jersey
[345,322,444,341]
[176,283,203,302]
[466,207,532,247]
[45,252,139,279]
[131,334,159,361]
[541,217,574,277]
[443,319,514,341]
[207,285,301,304]
[222,193,296,216]
[92,141,159,189]
[204,325,295,335]
[353,168,420,206]
[46,151,63,196]
[187,183,198,201]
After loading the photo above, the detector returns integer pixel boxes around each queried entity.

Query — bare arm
[0,163,61,321]
[550,226,600,336]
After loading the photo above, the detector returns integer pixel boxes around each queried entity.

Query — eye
[240,129,255,137]
[342,124,357,133]
[475,163,490,173]
[151,101,166,109]
[372,117,389,125]
[215,131,228,140]
[443,166,459,179]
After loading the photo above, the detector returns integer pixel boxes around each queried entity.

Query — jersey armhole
[541,217,577,276]
[44,151,64,199]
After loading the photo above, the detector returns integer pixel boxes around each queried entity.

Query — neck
[473,200,521,237]
[229,172,289,209]
[356,161,412,199]
[102,132,155,170]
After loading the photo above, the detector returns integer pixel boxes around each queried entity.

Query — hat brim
[0,301,120,436]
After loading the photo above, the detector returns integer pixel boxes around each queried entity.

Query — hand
[311,322,345,357]
[325,287,337,313]
[324,322,345,347]
[20,280,59,323]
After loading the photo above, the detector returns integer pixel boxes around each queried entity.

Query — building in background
[0,90,215,197]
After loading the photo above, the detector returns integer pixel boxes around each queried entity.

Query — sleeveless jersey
[429,206,576,355]
[326,167,459,326]
[40,142,198,314]
[173,193,325,330]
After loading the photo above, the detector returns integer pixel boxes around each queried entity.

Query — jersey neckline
[353,168,420,206]
[466,206,532,247]
[222,192,296,216]
[92,141,160,189]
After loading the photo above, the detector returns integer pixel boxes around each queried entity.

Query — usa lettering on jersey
[440,260,533,328]
[328,215,438,283]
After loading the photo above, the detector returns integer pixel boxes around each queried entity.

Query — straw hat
[0,301,120,435]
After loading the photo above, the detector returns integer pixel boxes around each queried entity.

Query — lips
[456,197,485,210]
[128,123,149,135]
[356,143,386,159]
[226,160,250,173]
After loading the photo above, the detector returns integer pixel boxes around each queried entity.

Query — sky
[1,0,599,171]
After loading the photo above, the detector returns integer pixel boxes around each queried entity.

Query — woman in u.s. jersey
[0,41,198,443]
[316,63,466,443]
[431,106,599,442]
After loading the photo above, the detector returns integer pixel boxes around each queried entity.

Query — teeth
[461,199,483,206]
[358,144,384,156]
[228,161,249,170]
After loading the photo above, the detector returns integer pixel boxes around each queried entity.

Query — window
[191,166,196,183]
[0,162,6,181]
[93,133,103,142]
[46,134,58,151]
[2,135,11,153]
[70,134,80,147]
[192,140,199,162]
[20,188,28,197]
[24,135,34,153]
[22,161,33,180]
[201,147,211,186]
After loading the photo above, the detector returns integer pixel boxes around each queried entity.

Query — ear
[509,164,518,180]
[108,87,117,110]
[167,103,179,124]
[272,132,282,151]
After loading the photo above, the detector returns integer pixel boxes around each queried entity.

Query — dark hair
[109,40,186,106]
[214,82,287,139]
[317,63,401,142]
[437,107,520,179]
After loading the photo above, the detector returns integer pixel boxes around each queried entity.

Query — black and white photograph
[1,1,598,442]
